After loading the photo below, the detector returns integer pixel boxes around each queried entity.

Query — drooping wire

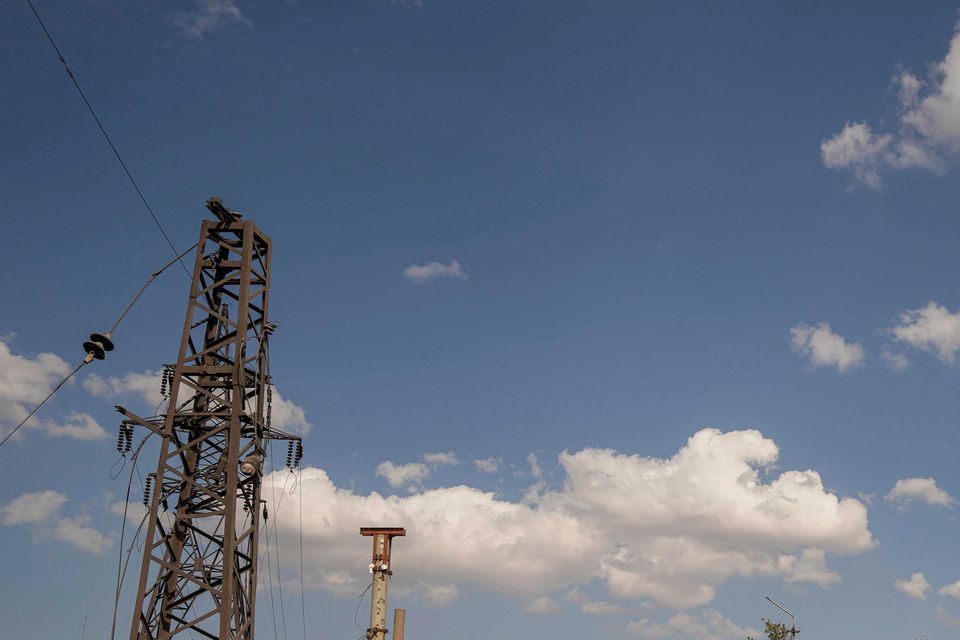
[110,433,153,640]
[79,525,109,640]
[353,582,373,633]
[107,243,198,336]
[298,465,306,640]
[269,442,290,640]
[23,0,191,276]
[263,439,280,640]
[0,243,195,453]
[0,360,87,450]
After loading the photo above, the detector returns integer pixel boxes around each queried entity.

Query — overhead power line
[0,243,195,451]
[24,0,190,276]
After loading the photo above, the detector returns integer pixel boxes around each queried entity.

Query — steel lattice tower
[118,199,301,640]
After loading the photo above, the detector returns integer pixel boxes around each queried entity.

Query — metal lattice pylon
[119,200,300,640]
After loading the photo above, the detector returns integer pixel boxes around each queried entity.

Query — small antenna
[765,596,799,640]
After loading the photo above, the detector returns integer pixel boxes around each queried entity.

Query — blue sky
[3,1,960,639]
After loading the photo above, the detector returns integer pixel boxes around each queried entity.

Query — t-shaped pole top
[360,528,406,569]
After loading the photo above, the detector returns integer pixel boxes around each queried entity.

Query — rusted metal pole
[360,528,406,640]
[393,609,405,640]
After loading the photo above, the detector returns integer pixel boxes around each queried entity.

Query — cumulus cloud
[0,337,107,443]
[36,412,109,440]
[269,387,313,435]
[0,490,66,526]
[403,260,468,284]
[937,604,960,626]
[880,347,909,373]
[84,368,311,435]
[940,580,960,598]
[822,26,960,188]
[885,477,955,508]
[474,456,501,473]
[523,595,563,614]
[890,301,960,364]
[171,0,252,38]
[895,572,932,599]
[0,490,110,554]
[84,370,164,408]
[422,451,459,466]
[627,610,761,640]
[564,587,628,615]
[790,322,865,372]
[376,451,458,491]
[821,122,895,190]
[375,461,430,490]
[421,584,459,605]
[268,428,873,610]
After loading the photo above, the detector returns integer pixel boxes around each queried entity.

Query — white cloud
[939,580,960,598]
[474,456,501,473]
[880,347,910,373]
[821,122,893,190]
[890,301,960,364]
[422,451,459,466]
[54,516,108,554]
[375,461,430,490]
[564,586,627,615]
[0,337,107,443]
[822,26,960,188]
[35,412,109,441]
[421,584,459,605]
[83,368,311,435]
[523,595,563,614]
[270,387,313,435]
[779,548,841,586]
[83,370,164,408]
[885,477,955,508]
[790,322,865,373]
[268,428,873,610]
[376,451,459,490]
[0,490,110,554]
[403,260,468,284]
[937,604,960,626]
[627,610,761,640]
[171,0,252,38]
[895,572,932,599]
[0,490,66,526]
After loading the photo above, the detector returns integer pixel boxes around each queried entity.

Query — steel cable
[23,0,191,276]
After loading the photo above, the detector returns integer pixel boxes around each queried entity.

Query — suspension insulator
[286,440,294,469]
[242,484,253,512]
[160,367,174,399]
[116,425,126,453]
[124,425,133,453]
[265,385,273,429]
[143,476,153,506]
[295,441,303,467]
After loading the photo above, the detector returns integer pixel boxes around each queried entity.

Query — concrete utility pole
[360,528,406,640]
